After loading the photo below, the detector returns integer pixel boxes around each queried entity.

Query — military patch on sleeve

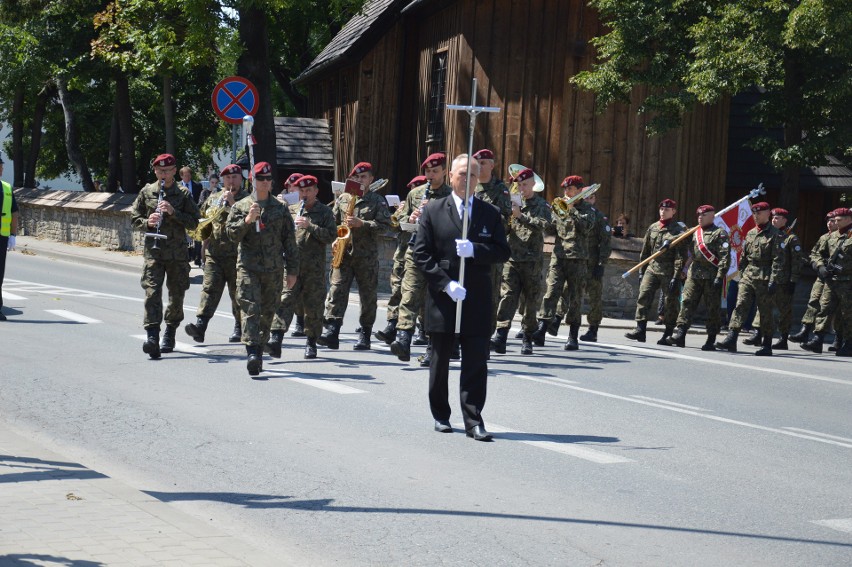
[605,225,611,232]
[722,242,730,248]
[795,245,801,251]
[780,242,786,249]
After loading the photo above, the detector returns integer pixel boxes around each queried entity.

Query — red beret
[561,175,584,188]
[472,149,494,160]
[220,164,241,176]
[349,162,372,177]
[696,205,715,215]
[151,153,176,168]
[771,207,790,217]
[659,198,677,209]
[286,173,303,185]
[253,162,272,176]
[407,175,427,189]
[512,168,535,183]
[751,202,771,212]
[293,175,318,189]
[421,153,446,170]
[835,207,852,218]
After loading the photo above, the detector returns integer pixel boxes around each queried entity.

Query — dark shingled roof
[237,117,333,170]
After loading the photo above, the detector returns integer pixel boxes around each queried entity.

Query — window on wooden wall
[425,51,448,144]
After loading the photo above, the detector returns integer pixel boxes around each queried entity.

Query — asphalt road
[2,251,851,566]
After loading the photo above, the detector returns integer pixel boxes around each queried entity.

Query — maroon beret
[286,173,304,185]
[220,164,242,176]
[659,198,677,209]
[151,153,176,168]
[472,149,494,160]
[834,207,852,218]
[561,175,584,188]
[407,175,427,189]
[293,175,318,189]
[696,205,715,215]
[421,152,446,170]
[751,202,771,212]
[253,162,272,176]
[512,168,535,183]
[349,162,372,177]
[771,207,790,217]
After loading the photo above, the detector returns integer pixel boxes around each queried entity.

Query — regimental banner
[714,199,756,277]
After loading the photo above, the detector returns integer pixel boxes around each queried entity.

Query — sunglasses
[255,175,273,181]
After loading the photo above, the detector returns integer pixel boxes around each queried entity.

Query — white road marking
[131,335,212,355]
[267,372,368,394]
[45,310,101,324]
[514,374,852,449]
[1,291,27,300]
[783,428,852,444]
[812,518,852,535]
[630,395,708,412]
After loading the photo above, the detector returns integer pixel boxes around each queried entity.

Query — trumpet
[145,180,168,249]
[551,184,601,219]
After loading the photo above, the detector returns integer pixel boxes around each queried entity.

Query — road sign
[211,76,259,124]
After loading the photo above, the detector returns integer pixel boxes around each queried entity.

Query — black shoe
[160,325,177,353]
[828,334,843,352]
[789,323,813,343]
[666,326,687,348]
[836,340,852,357]
[772,334,788,350]
[579,326,598,342]
[701,333,717,352]
[354,326,371,350]
[291,315,306,337]
[625,321,647,342]
[184,316,208,343]
[521,336,533,355]
[450,337,460,360]
[318,320,340,350]
[530,320,547,346]
[564,323,580,351]
[375,319,397,345]
[304,337,317,359]
[247,355,262,376]
[142,328,161,360]
[754,334,773,356]
[743,330,762,346]
[228,322,242,343]
[0,312,6,321]
[419,343,432,367]
[412,324,428,346]
[390,329,413,362]
[514,329,525,339]
[657,326,674,346]
[547,315,562,336]
[715,330,739,352]
[490,327,509,354]
[265,330,283,359]
[434,420,452,433]
[801,334,824,354]
[466,424,493,441]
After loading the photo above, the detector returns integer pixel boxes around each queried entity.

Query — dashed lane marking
[812,519,852,535]
[2,291,27,300]
[263,370,368,394]
[630,396,709,412]
[45,310,101,324]
[782,427,852,444]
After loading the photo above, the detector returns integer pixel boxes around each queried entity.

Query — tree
[573,0,852,212]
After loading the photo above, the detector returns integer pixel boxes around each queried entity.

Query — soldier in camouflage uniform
[391,154,453,363]
[275,172,305,337]
[665,205,730,350]
[130,153,200,359]
[715,202,785,356]
[532,175,595,350]
[579,192,612,341]
[375,175,426,345]
[319,162,392,350]
[266,175,336,359]
[625,199,688,345]
[226,161,300,377]
[762,208,803,349]
[184,164,248,345]
[490,168,552,355]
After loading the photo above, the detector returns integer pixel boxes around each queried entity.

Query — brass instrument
[368,178,389,193]
[331,190,359,268]
[145,180,168,249]
[506,164,544,230]
[187,192,229,242]
[551,183,601,219]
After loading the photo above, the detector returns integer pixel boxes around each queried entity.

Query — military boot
[142,327,161,360]
[754,333,773,356]
[490,327,509,354]
[520,334,534,355]
[742,330,762,346]
[771,334,788,350]
[228,322,242,343]
[657,326,675,346]
[530,320,548,346]
[265,330,283,359]
[291,315,306,337]
[412,323,428,346]
[801,333,824,354]
[317,320,340,350]
[715,330,739,352]
[184,316,209,343]
[828,333,843,352]
[666,326,687,348]
[563,324,580,351]
[375,319,397,345]
[419,342,432,367]
[354,326,371,350]
[450,336,460,360]
[625,321,647,343]
[246,345,262,377]
[515,329,525,339]
[304,337,317,359]
[391,328,413,361]
[836,340,852,357]
[701,333,717,351]
[579,326,598,342]
[547,315,563,337]
[788,323,813,343]
[160,325,177,353]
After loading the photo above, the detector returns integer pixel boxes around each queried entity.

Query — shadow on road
[0,554,104,566]
[0,454,107,484]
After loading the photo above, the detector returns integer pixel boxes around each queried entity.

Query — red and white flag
[714,199,755,277]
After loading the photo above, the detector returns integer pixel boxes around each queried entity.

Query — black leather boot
[828,333,843,352]
[625,321,647,342]
[143,327,161,359]
[515,329,525,339]
[521,334,534,355]
[184,316,208,343]
[836,340,852,357]
[490,327,509,354]
[304,337,317,359]
[666,326,687,348]
[564,324,580,351]
[391,328,413,361]
[801,333,824,354]
[547,315,562,336]
[354,326,371,350]
[246,345,262,376]
[375,319,397,345]
[657,326,674,346]
[715,329,739,352]
[789,323,813,343]
[702,333,717,351]
[318,320,340,350]
[771,333,788,350]
[160,325,177,353]
[450,336,460,360]
[419,342,432,367]
[530,320,548,346]
[265,330,283,358]
[754,333,773,356]
[579,325,598,342]
[291,315,306,337]
[228,322,242,343]
[412,323,428,346]
[743,330,762,346]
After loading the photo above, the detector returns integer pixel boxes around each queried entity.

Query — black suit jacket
[412,195,510,336]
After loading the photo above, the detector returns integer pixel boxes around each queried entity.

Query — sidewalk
[0,423,279,566]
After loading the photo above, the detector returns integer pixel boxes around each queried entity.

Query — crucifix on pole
[446,78,501,334]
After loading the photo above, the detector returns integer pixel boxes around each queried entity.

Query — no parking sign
[211,76,259,124]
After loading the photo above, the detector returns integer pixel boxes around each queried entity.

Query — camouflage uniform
[797,232,844,338]
[634,220,688,326]
[580,206,612,326]
[324,189,392,328]
[273,200,337,339]
[131,181,199,329]
[476,176,513,331]
[386,229,410,321]
[195,188,249,323]
[813,229,852,338]
[495,194,552,333]
[226,196,299,347]
[537,200,595,325]
[728,225,785,334]
[766,231,803,335]
[675,225,730,333]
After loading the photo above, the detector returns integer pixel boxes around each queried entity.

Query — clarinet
[298,198,307,218]
[145,180,168,249]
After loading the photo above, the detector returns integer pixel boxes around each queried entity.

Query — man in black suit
[412,154,511,441]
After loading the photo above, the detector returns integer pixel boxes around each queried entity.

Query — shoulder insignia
[794,245,801,251]
[722,242,729,248]
[605,225,611,232]
[677,221,686,227]
[780,242,786,249]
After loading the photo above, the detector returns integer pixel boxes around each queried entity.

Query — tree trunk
[107,103,121,192]
[55,76,94,192]
[11,86,25,187]
[780,53,804,214]
[24,86,50,189]
[237,7,278,185]
[115,73,136,193]
[163,73,176,155]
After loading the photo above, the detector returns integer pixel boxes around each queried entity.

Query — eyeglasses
[256,175,273,181]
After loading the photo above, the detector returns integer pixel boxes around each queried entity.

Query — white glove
[6,235,15,251]
[455,238,474,258]
[445,280,467,302]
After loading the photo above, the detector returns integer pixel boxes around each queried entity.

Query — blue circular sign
[212,77,259,124]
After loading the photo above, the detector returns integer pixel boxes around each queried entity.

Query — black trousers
[429,332,489,431]
[0,236,7,310]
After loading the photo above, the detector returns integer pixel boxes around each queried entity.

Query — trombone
[552,183,601,218]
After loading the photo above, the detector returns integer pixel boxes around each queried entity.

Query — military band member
[391,153,453,362]
[185,164,249,344]
[625,199,687,345]
[765,208,803,349]
[578,191,612,341]
[274,172,306,336]
[226,161,299,377]
[267,175,336,359]
[532,175,595,350]
[490,168,552,355]
[665,205,730,349]
[319,162,392,350]
[715,202,784,355]
[131,153,200,359]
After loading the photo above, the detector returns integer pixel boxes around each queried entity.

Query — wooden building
[294,0,730,229]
